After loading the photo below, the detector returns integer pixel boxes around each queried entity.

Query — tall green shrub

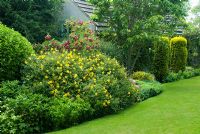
[153,37,170,81]
[0,24,34,81]
[170,36,188,72]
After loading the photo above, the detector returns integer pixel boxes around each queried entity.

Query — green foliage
[170,36,188,72]
[22,50,136,113]
[5,93,51,133]
[0,81,93,133]
[98,40,123,63]
[0,104,27,134]
[136,81,162,101]
[48,97,92,129]
[33,20,99,54]
[184,28,200,68]
[0,0,64,43]
[131,71,155,81]
[0,24,34,81]
[153,37,170,81]
[164,68,200,83]
[89,0,188,71]
[0,81,29,101]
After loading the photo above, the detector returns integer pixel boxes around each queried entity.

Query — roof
[72,0,107,30]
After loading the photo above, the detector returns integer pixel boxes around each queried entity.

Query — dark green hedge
[153,37,170,82]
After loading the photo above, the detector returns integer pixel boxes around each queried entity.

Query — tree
[0,0,64,43]
[90,0,189,72]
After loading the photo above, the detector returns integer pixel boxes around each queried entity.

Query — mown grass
[49,77,200,134]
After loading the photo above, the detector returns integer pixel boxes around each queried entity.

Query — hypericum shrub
[33,20,99,54]
[0,24,34,81]
[153,37,170,82]
[170,36,188,72]
[131,71,155,81]
[22,50,136,113]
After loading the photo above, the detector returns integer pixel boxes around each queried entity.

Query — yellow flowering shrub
[22,50,136,112]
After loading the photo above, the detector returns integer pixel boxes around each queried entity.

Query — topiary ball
[0,23,34,81]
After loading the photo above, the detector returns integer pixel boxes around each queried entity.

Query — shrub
[170,36,188,72]
[48,97,92,129]
[2,93,92,133]
[136,81,162,101]
[164,68,200,83]
[98,40,123,63]
[4,93,51,133]
[0,81,30,101]
[0,24,34,81]
[153,37,170,82]
[22,50,136,113]
[0,81,93,133]
[0,104,27,134]
[33,20,99,54]
[131,71,155,81]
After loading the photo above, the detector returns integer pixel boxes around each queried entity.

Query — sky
[187,0,199,21]
[190,0,199,7]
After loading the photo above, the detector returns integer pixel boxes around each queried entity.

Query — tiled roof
[73,0,95,18]
[72,0,107,29]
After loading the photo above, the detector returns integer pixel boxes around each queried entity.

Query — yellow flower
[109,95,112,98]
[80,65,83,70]
[128,92,131,95]
[103,102,107,107]
[37,55,45,60]
[107,71,111,75]
[50,89,58,96]
[64,92,70,97]
[76,94,80,98]
[74,74,78,79]
[40,65,44,70]
[62,80,67,84]
[89,72,94,77]
[45,76,48,79]
[95,92,98,96]
[66,70,70,73]
[48,80,53,85]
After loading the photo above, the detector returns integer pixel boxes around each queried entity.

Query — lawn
[49,76,200,134]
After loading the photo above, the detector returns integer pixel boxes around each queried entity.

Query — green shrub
[131,71,155,81]
[48,97,92,129]
[0,81,30,101]
[164,68,200,83]
[170,36,188,72]
[0,81,93,133]
[98,40,123,63]
[153,37,170,81]
[136,81,162,101]
[22,50,136,113]
[0,104,27,134]
[0,24,34,81]
[5,93,51,133]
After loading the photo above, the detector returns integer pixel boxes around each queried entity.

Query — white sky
[190,0,199,7]
[187,0,199,21]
